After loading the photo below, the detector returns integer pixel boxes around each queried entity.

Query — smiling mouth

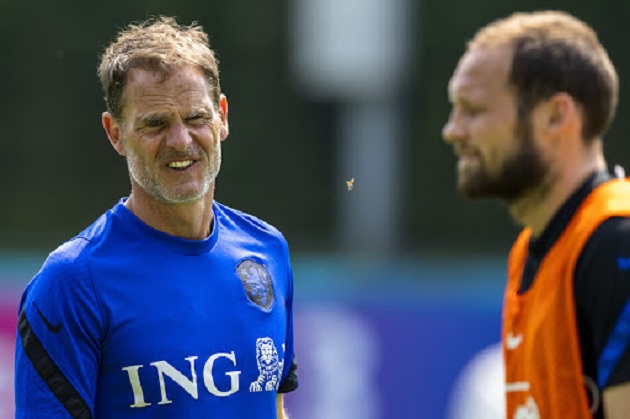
[168,160,194,170]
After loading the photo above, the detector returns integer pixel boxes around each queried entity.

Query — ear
[102,112,127,156]
[544,92,579,134]
[218,94,229,142]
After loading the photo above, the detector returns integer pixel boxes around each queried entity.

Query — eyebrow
[137,113,168,126]
[186,107,212,118]
[135,106,214,125]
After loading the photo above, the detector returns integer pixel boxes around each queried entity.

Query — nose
[442,111,466,145]
[165,121,193,152]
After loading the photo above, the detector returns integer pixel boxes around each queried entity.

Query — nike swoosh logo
[506,332,523,350]
[33,302,62,333]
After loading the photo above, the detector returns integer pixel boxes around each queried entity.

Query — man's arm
[276,393,288,419]
[604,383,630,418]
[15,245,101,418]
[276,238,297,419]
[576,218,630,418]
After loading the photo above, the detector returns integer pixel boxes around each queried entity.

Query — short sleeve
[277,237,298,394]
[575,217,630,389]
[15,239,103,418]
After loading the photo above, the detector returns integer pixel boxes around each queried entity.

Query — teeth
[168,160,193,169]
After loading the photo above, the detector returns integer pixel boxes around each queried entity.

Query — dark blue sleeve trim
[278,355,298,393]
[598,299,630,388]
[18,307,93,419]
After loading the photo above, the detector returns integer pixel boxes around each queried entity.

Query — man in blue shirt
[15,16,298,418]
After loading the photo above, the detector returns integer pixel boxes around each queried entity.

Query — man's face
[110,65,228,204]
[442,46,548,202]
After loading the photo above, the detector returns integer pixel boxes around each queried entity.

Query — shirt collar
[528,170,611,257]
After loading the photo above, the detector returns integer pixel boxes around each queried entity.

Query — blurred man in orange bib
[443,10,630,418]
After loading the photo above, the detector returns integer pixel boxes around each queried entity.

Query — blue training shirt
[15,199,297,418]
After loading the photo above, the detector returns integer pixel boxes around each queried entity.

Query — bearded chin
[127,151,222,204]
[458,141,548,203]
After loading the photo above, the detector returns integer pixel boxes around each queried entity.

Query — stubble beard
[127,147,222,205]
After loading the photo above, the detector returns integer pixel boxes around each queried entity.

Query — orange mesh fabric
[503,179,630,418]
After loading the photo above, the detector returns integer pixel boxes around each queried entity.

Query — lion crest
[236,259,275,311]
[249,337,284,392]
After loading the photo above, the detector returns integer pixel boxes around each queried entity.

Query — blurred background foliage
[1,0,629,257]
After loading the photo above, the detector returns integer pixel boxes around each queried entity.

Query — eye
[145,117,165,128]
[466,107,483,117]
[461,101,486,117]
[186,112,211,125]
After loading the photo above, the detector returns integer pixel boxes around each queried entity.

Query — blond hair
[98,16,221,120]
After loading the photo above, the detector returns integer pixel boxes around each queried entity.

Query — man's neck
[125,188,215,240]
[509,156,606,237]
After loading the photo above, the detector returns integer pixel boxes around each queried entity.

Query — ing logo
[250,337,284,392]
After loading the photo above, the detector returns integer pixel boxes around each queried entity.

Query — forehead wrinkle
[137,88,208,104]
[125,67,212,101]
[130,91,212,118]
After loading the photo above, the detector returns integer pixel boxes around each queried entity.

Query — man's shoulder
[587,216,630,247]
[576,216,630,275]
[215,201,286,242]
[37,206,119,279]
[23,236,97,310]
